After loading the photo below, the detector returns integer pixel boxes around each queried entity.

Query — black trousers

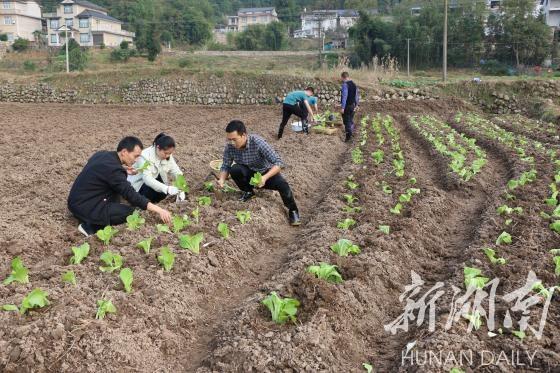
[343,103,356,137]
[79,195,134,233]
[278,103,308,138]
[230,164,298,212]
[138,175,167,203]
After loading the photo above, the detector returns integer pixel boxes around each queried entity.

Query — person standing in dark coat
[340,71,360,142]
[68,136,172,237]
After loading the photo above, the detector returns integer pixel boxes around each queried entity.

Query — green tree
[12,38,30,52]
[262,21,287,50]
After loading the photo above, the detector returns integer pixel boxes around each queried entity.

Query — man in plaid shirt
[218,120,301,226]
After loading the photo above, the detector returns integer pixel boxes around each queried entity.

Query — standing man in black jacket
[340,71,360,142]
[68,136,172,237]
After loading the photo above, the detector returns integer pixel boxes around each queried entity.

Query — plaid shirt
[221,134,285,174]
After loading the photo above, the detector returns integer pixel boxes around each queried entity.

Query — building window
[50,34,58,44]
[79,18,89,28]
[80,33,90,43]
[64,5,72,14]
[3,16,13,25]
[2,2,11,9]
[65,18,73,27]
[50,19,59,29]
[7,33,13,41]
[252,16,257,22]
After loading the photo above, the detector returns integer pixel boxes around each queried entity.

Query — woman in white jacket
[128,133,184,203]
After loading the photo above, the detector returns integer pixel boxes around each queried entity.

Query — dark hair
[117,136,143,152]
[225,120,247,135]
[305,86,315,94]
[153,132,176,150]
[341,71,350,79]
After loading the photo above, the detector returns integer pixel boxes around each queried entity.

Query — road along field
[0,100,558,372]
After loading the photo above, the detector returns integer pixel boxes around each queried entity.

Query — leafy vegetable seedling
[204,181,215,192]
[2,305,18,312]
[236,210,251,224]
[192,207,200,224]
[61,271,77,285]
[482,248,506,265]
[119,268,133,293]
[156,224,171,234]
[136,160,151,173]
[20,288,49,315]
[344,194,358,205]
[2,256,29,285]
[96,226,118,246]
[198,196,212,206]
[496,231,512,245]
[126,210,145,230]
[69,242,90,265]
[512,329,526,341]
[337,218,356,230]
[307,263,343,284]
[371,150,384,165]
[261,291,300,324]
[174,174,190,193]
[362,363,373,373]
[179,232,204,254]
[330,239,361,256]
[390,203,403,215]
[550,220,560,234]
[346,180,359,190]
[137,237,154,254]
[99,251,123,273]
[158,246,175,272]
[464,267,489,289]
[172,215,190,234]
[379,225,390,235]
[249,172,263,187]
[217,222,229,239]
[463,311,482,330]
[554,256,560,276]
[96,299,116,320]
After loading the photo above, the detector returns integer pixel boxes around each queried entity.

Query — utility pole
[407,38,410,77]
[443,0,448,83]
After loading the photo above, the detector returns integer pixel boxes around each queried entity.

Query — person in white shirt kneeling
[128,133,186,203]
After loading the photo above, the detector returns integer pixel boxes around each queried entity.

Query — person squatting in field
[340,71,360,142]
[128,132,186,203]
[218,120,301,226]
[67,136,172,237]
[277,87,316,139]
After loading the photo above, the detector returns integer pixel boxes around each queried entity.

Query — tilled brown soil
[1,100,558,373]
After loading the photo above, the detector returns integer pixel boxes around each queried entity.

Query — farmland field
[0,100,559,372]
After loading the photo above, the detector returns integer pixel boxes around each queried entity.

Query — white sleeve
[169,156,183,178]
[142,162,169,194]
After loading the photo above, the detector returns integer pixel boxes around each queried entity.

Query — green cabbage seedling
[307,263,343,284]
[550,220,560,234]
[96,299,116,320]
[496,231,512,245]
[137,237,154,254]
[156,224,171,234]
[450,367,465,373]
[99,251,123,273]
[343,206,362,213]
[61,271,76,285]
[344,194,358,205]
[174,174,190,193]
[119,268,133,293]
[198,196,212,206]
[2,256,29,285]
[337,218,356,230]
[2,305,18,312]
[330,239,361,256]
[371,150,384,165]
[352,148,364,164]
[70,243,90,265]
[126,210,145,230]
[136,160,151,173]
[249,172,263,187]
[236,210,251,224]
[482,248,506,265]
[158,246,175,272]
[463,311,482,330]
[217,222,229,239]
[346,180,359,190]
[20,288,49,315]
[261,291,300,324]
[464,267,489,289]
[363,363,373,373]
[382,182,393,195]
[532,281,553,299]
[379,225,390,235]
[204,181,215,192]
[390,203,403,215]
[512,329,526,341]
[96,226,118,246]
[172,215,190,234]
[554,256,560,276]
[179,232,204,254]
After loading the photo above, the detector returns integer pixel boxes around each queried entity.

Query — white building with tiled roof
[0,0,42,42]
[44,0,134,47]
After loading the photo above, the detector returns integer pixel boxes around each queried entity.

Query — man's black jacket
[68,151,149,226]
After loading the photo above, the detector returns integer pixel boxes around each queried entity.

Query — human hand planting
[167,186,179,196]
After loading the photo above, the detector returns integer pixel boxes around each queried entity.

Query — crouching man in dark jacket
[68,136,172,237]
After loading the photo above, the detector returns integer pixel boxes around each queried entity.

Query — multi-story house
[293,9,377,39]
[542,0,560,28]
[0,0,42,42]
[226,7,278,32]
[45,0,134,47]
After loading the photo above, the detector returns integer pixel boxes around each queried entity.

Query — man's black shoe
[345,133,352,143]
[78,222,96,237]
[302,120,309,135]
[289,210,301,226]
[239,191,256,202]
